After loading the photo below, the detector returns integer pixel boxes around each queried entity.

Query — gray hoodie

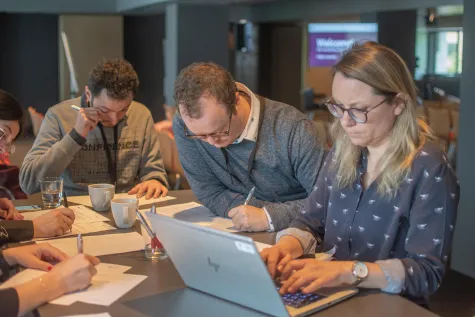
[20,96,168,196]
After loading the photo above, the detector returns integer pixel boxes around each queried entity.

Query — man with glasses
[20,59,168,197]
[173,62,325,232]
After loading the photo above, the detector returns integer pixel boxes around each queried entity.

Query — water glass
[39,177,63,208]
[144,243,168,261]
[141,224,168,261]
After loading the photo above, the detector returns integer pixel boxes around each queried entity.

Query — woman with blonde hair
[261,42,458,304]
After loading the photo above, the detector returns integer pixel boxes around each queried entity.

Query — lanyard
[98,123,118,186]
[83,93,119,186]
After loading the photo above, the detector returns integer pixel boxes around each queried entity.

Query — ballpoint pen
[63,191,69,208]
[71,104,103,122]
[77,234,83,254]
[63,191,71,233]
[136,210,163,249]
[244,186,256,206]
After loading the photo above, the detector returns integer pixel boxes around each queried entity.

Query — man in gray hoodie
[173,62,325,232]
[20,59,168,197]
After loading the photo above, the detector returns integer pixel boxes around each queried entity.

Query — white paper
[21,205,110,224]
[0,269,45,289]
[70,205,110,223]
[68,194,176,208]
[32,222,116,242]
[93,263,132,275]
[0,263,131,289]
[21,209,53,221]
[39,232,145,257]
[63,313,111,317]
[254,241,272,252]
[144,202,238,233]
[51,273,147,306]
[0,265,145,307]
[315,245,336,261]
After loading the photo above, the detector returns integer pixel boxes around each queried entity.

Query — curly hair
[173,62,236,119]
[87,58,139,100]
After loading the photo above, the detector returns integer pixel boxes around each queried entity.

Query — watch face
[354,262,369,278]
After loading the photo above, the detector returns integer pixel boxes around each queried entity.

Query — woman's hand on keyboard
[260,236,303,279]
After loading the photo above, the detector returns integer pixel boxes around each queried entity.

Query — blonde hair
[330,41,434,197]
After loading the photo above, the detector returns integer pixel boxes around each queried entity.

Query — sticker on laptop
[235,241,256,254]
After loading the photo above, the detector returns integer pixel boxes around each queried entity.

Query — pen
[63,191,71,233]
[63,191,69,208]
[77,234,83,254]
[136,210,163,249]
[71,104,103,122]
[244,186,256,206]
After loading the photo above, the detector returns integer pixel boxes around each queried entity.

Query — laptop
[147,212,358,317]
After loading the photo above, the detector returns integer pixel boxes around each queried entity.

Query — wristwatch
[351,261,369,286]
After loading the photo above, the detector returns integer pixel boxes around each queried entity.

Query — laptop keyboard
[275,280,327,309]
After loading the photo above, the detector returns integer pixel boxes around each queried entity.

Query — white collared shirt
[232,83,260,145]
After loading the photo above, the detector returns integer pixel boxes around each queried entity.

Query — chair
[302,88,327,120]
[28,107,44,137]
[156,131,189,190]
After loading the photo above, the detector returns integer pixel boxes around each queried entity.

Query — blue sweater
[173,96,325,231]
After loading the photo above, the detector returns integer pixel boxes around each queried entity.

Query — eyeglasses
[325,98,387,123]
[0,127,15,155]
[184,112,233,140]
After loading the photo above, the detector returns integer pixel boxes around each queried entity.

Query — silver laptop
[147,212,358,317]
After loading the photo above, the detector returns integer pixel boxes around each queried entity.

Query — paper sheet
[63,313,111,317]
[95,263,131,274]
[143,202,238,233]
[0,263,131,289]
[39,232,145,257]
[51,273,147,306]
[0,268,45,289]
[68,194,176,208]
[0,264,145,307]
[31,222,117,242]
[21,205,110,224]
[254,241,272,252]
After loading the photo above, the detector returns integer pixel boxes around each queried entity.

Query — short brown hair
[87,58,139,100]
[173,62,236,119]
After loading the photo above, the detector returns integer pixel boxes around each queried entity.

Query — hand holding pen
[70,104,101,138]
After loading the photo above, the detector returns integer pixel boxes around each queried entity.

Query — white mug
[88,184,115,212]
[111,198,138,229]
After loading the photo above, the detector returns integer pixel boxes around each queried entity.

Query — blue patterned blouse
[279,142,459,299]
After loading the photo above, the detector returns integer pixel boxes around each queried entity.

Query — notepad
[38,232,145,257]
[68,194,176,208]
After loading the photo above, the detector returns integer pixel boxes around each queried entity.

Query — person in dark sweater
[173,62,325,232]
[0,90,76,245]
[261,42,458,304]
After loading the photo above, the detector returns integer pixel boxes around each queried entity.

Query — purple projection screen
[308,23,378,67]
